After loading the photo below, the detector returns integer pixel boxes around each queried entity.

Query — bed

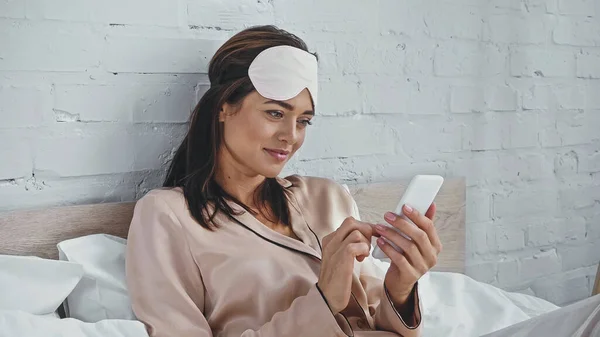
[0,177,561,337]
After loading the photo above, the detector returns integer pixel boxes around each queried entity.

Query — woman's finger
[399,205,443,254]
[425,202,436,220]
[374,224,427,269]
[341,229,372,261]
[376,237,419,277]
[384,213,433,257]
[329,217,375,248]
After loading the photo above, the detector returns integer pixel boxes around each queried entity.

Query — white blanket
[0,271,560,337]
[0,310,148,337]
[366,258,559,337]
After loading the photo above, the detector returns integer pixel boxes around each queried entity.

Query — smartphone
[371,175,444,261]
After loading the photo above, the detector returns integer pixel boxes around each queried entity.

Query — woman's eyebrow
[264,100,294,110]
[264,100,314,115]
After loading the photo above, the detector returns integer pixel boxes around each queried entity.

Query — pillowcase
[57,234,135,322]
[0,254,84,315]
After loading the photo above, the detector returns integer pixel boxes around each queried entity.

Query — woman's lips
[264,148,289,161]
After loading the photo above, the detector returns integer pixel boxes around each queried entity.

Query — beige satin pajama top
[125,175,422,337]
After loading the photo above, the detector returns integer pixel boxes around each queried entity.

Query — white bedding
[368,258,560,337]
[0,270,559,337]
[0,310,147,337]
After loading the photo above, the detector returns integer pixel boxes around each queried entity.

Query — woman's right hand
[317,217,377,314]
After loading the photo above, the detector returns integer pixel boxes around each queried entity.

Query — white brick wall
[1,0,599,306]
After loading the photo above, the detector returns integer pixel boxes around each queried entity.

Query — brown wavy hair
[163,25,317,230]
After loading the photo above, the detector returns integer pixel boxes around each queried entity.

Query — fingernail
[385,212,396,221]
[375,224,386,232]
[377,237,386,246]
[403,204,413,214]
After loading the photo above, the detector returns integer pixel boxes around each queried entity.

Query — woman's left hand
[373,203,442,306]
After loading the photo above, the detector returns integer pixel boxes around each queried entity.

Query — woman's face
[219,88,314,178]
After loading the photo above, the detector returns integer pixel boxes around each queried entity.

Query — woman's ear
[219,102,234,122]
[219,104,228,122]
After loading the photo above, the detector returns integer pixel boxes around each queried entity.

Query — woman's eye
[298,119,313,126]
[267,110,284,118]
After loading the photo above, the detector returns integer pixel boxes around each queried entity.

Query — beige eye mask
[248,45,318,108]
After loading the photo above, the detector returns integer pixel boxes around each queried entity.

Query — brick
[559,185,600,211]
[378,0,427,37]
[462,113,506,151]
[392,117,463,156]
[580,151,600,173]
[310,78,361,116]
[486,86,518,112]
[104,36,223,74]
[188,0,275,31]
[485,14,549,45]
[467,187,492,223]
[0,172,144,212]
[554,18,600,47]
[450,86,485,113]
[274,0,378,34]
[523,84,586,110]
[0,134,32,180]
[462,113,539,151]
[510,48,575,77]
[586,215,600,241]
[33,124,185,177]
[54,84,195,123]
[507,113,539,148]
[527,217,587,246]
[554,150,579,176]
[434,42,507,77]
[559,241,600,271]
[498,152,554,181]
[27,0,181,26]
[363,77,447,115]
[298,117,393,160]
[131,133,181,172]
[540,111,594,147]
[467,222,492,254]
[424,4,483,40]
[34,129,134,177]
[466,262,497,284]
[489,0,522,10]
[335,36,407,75]
[586,84,600,109]
[532,273,590,305]
[525,0,559,13]
[492,224,526,251]
[403,42,436,76]
[452,151,549,186]
[0,21,102,71]
[558,0,596,15]
[493,187,558,218]
[497,259,521,286]
[521,249,562,280]
[0,0,25,18]
[446,153,499,187]
[577,51,600,79]
[0,86,51,127]
[378,160,447,182]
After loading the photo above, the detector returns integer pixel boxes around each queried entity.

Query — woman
[125,25,442,337]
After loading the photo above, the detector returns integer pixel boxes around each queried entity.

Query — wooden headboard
[0,177,466,273]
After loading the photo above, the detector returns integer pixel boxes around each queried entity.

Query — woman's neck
[214,150,265,208]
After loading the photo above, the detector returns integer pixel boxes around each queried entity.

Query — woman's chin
[258,164,286,179]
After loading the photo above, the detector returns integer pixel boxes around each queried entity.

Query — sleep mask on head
[218,45,319,108]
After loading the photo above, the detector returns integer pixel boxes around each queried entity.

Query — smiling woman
[126,25,440,337]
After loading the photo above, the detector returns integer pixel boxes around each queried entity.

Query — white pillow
[57,234,135,322]
[0,255,84,315]
[0,310,148,337]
